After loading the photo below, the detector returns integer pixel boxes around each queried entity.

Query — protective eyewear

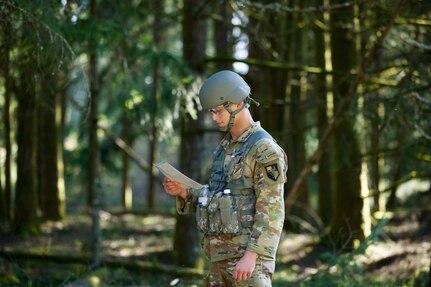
[207,107,224,115]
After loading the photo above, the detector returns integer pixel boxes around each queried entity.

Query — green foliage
[0,259,84,287]
[304,219,414,287]
[12,223,41,238]
[273,217,426,287]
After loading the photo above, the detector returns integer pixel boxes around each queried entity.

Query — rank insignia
[265,163,279,181]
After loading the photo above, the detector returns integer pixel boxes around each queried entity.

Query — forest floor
[0,190,430,286]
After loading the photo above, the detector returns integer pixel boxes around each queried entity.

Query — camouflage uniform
[176,122,287,286]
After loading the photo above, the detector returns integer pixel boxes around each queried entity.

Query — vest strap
[210,128,273,192]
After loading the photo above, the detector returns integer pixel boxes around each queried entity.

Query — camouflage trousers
[204,257,274,287]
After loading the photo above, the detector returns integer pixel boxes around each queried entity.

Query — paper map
[154,162,203,189]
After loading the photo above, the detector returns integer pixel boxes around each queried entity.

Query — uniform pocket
[207,198,222,233]
[219,196,241,234]
[196,207,209,233]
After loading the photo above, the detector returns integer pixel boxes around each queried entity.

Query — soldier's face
[208,105,229,128]
[208,106,229,128]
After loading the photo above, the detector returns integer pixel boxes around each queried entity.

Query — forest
[0,0,430,286]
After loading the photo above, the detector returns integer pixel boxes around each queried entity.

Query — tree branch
[98,125,162,183]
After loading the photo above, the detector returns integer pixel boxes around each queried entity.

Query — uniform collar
[220,122,261,148]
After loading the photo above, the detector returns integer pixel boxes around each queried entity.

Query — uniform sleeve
[176,188,199,214]
[246,139,288,259]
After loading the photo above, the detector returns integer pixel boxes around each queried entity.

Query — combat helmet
[199,70,259,130]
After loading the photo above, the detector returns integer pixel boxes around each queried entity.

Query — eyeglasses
[207,107,224,115]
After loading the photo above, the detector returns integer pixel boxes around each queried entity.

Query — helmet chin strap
[223,99,250,131]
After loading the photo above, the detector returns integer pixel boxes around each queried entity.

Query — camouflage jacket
[176,122,287,262]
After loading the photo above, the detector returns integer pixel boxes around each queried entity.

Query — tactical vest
[196,129,273,235]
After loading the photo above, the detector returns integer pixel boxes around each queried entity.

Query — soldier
[163,70,287,286]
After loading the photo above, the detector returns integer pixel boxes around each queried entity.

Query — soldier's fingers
[232,269,239,280]
[233,270,249,281]
[242,271,252,281]
[232,269,242,281]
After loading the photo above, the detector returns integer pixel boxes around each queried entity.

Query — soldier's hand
[232,251,257,281]
[163,177,187,199]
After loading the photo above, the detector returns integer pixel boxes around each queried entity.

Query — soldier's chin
[218,124,228,132]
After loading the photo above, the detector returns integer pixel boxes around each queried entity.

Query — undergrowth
[273,218,428,287]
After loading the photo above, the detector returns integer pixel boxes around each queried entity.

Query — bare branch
[98,125,163,183]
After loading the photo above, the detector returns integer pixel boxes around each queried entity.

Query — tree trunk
[13,21,39,234]
[182,0,207,74]
[248,0,288,133]
[121,111,132,211]
[214,0,232,71]
[0,4,13,222]
[314,0,333,227]
[57,87,66,219]
[174,0,208,268]
[285,0,309,227]
[147,0,163,212]
[2,108,12,221]
[328,0,363,248]
[267,0,288,136]
[88,0,101,268]
[364,3,384,214]
[369,101,381,212]
[38,73,65,221]
[386,124,405,210]
[118,38,133,212]
[386,158,402,210]
[247,11,268,125]
[87,0,100,209]
[0,0,4,222]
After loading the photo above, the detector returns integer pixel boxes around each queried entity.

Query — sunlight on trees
[0,0,430,285]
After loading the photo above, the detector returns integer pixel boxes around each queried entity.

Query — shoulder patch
[251,138,288,185]
[265,163,280,181]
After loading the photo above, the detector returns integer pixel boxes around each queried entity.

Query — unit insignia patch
[265,163,279,181]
